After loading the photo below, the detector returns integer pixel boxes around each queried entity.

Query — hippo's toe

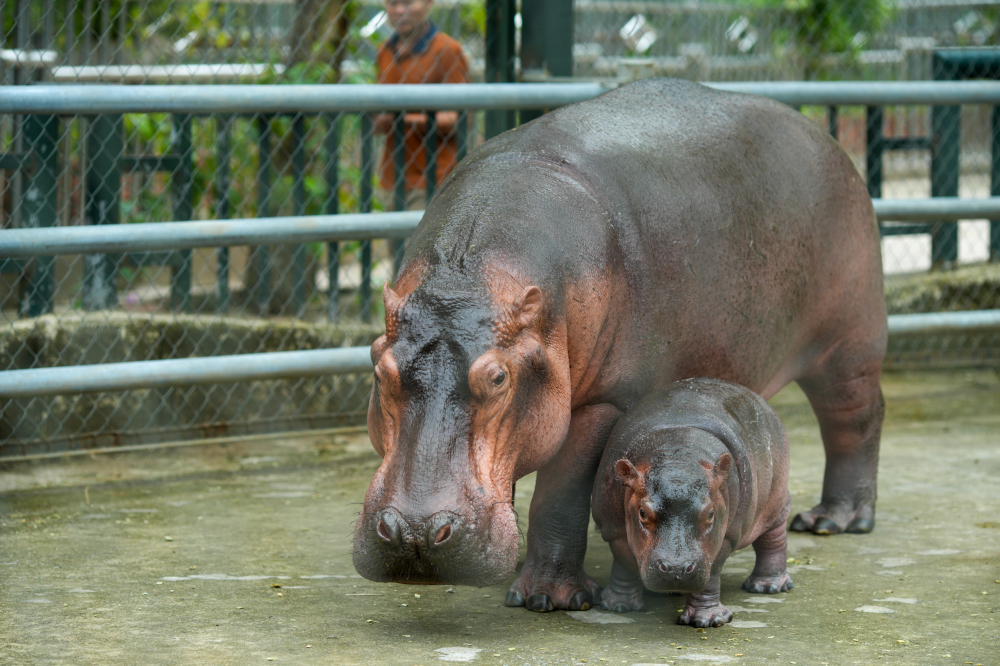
[567,590,593,611]
[678,603,733,628]
[812,517,843,535]
[742,571,793,594]
[503,589,525,607]
[847,516,875,533]
[789,513,811,532]
[525,593,555,613]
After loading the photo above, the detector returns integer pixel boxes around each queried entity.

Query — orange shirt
[376,25,469,192]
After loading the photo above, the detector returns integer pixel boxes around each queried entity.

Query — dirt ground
[1,369,998,666]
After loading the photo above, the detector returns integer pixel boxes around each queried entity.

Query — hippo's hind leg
[792,337,885,535]
[505,403,622,613]
[743,519,794,594]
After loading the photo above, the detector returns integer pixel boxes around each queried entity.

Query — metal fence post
[519,0,574,125]
[425,110,437,201]
[325,113,340,322]
[255,115,272,315]
[292,114,307,318]
[83,113,122,310]
[930,100,961,268]
[360,113,374,323]
[931,53,962,268]
[20,114,59,317]
[457,109,469,163]
[393,112,407,278]
[865,105,884,200]
[170,113,193,311]
[992,105,1000,262]
[216,114,232,311]
[827,105,838,138]
[485,0,517,138]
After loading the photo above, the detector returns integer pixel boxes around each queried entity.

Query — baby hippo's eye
[639,507,646,520]
[707,509,715,522]
[492,371,506,386]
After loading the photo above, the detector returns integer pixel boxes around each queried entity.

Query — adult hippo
[354,78,886,613]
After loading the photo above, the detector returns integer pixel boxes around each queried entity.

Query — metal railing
[3,81,1000,457]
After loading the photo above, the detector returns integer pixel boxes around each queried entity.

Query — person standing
[374,0,469,212]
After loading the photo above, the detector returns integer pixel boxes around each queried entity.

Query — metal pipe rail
[1,309,999,399]
[1,198,998,259]
[0,348,375,399]
[3,81,1000,116]
[0,211,422,258]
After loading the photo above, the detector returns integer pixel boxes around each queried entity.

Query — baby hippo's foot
[599,584,645,613]
[742,570,793,594]
[678,602,733,628]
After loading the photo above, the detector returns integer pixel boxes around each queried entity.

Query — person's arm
[374,46,396,135]
[434,42,469,135]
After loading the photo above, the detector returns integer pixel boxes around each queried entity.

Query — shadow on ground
[1,370,999,665]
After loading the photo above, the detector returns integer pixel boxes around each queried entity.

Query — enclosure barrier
[6,81,1000,115]
[3,81,1000,452]
[1,198,998,258]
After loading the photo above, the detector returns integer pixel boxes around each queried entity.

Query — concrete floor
[1,370,998,666]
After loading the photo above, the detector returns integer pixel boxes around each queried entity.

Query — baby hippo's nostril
[435,524,452,545]
[657,560,669,573]
[684,561,696,574]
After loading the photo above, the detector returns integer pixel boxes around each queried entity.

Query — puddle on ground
[855,605,895,613]
[566,609,636,624]
[435,647,482,662]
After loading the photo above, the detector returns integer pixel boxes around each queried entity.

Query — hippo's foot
[599,584,645,613]
[790,502,875,535]
[742,571,793,594]
[504,563,601,613]
[678,602,733,628]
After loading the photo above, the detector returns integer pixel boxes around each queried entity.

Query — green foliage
[750,0,893,79]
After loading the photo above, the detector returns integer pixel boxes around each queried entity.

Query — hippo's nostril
[684,561,696,574]
[427,511,460,549]
[375,509,403,548]
[657,560,669,573]
[434,524,452,545]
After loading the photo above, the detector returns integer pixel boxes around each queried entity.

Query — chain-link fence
[2,1,999,457]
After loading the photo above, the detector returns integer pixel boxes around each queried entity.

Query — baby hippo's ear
[615,458,645,492]
[714,452,733,480]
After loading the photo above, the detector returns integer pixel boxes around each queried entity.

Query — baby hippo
[592,377,793,628]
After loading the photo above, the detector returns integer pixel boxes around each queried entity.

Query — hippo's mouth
[353,499,520,587]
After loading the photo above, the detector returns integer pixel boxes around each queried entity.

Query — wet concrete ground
[1,370,998,666]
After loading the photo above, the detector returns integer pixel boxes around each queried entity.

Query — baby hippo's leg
[600,539,646,613]
[743,522,794,594]
[678,570,732,628]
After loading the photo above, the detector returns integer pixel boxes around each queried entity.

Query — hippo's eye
[492,371,506,387]
[707,509,715,522]
[639,508,646,520]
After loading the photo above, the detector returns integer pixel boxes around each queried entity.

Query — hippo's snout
[372,507,461,556]
[354,501,518,586]
[658,560,697,576]
[644,557,709,592]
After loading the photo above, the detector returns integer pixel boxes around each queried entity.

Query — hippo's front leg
[600,539,646,613]
[505,403,622,612]
[678,543,734,628]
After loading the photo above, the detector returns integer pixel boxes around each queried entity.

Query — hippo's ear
[714,452,733,480]
[514,286,543,330]
[615,458,644,492]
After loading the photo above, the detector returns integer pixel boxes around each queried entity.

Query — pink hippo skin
[592,378,792,627]
[355,78,885,613]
